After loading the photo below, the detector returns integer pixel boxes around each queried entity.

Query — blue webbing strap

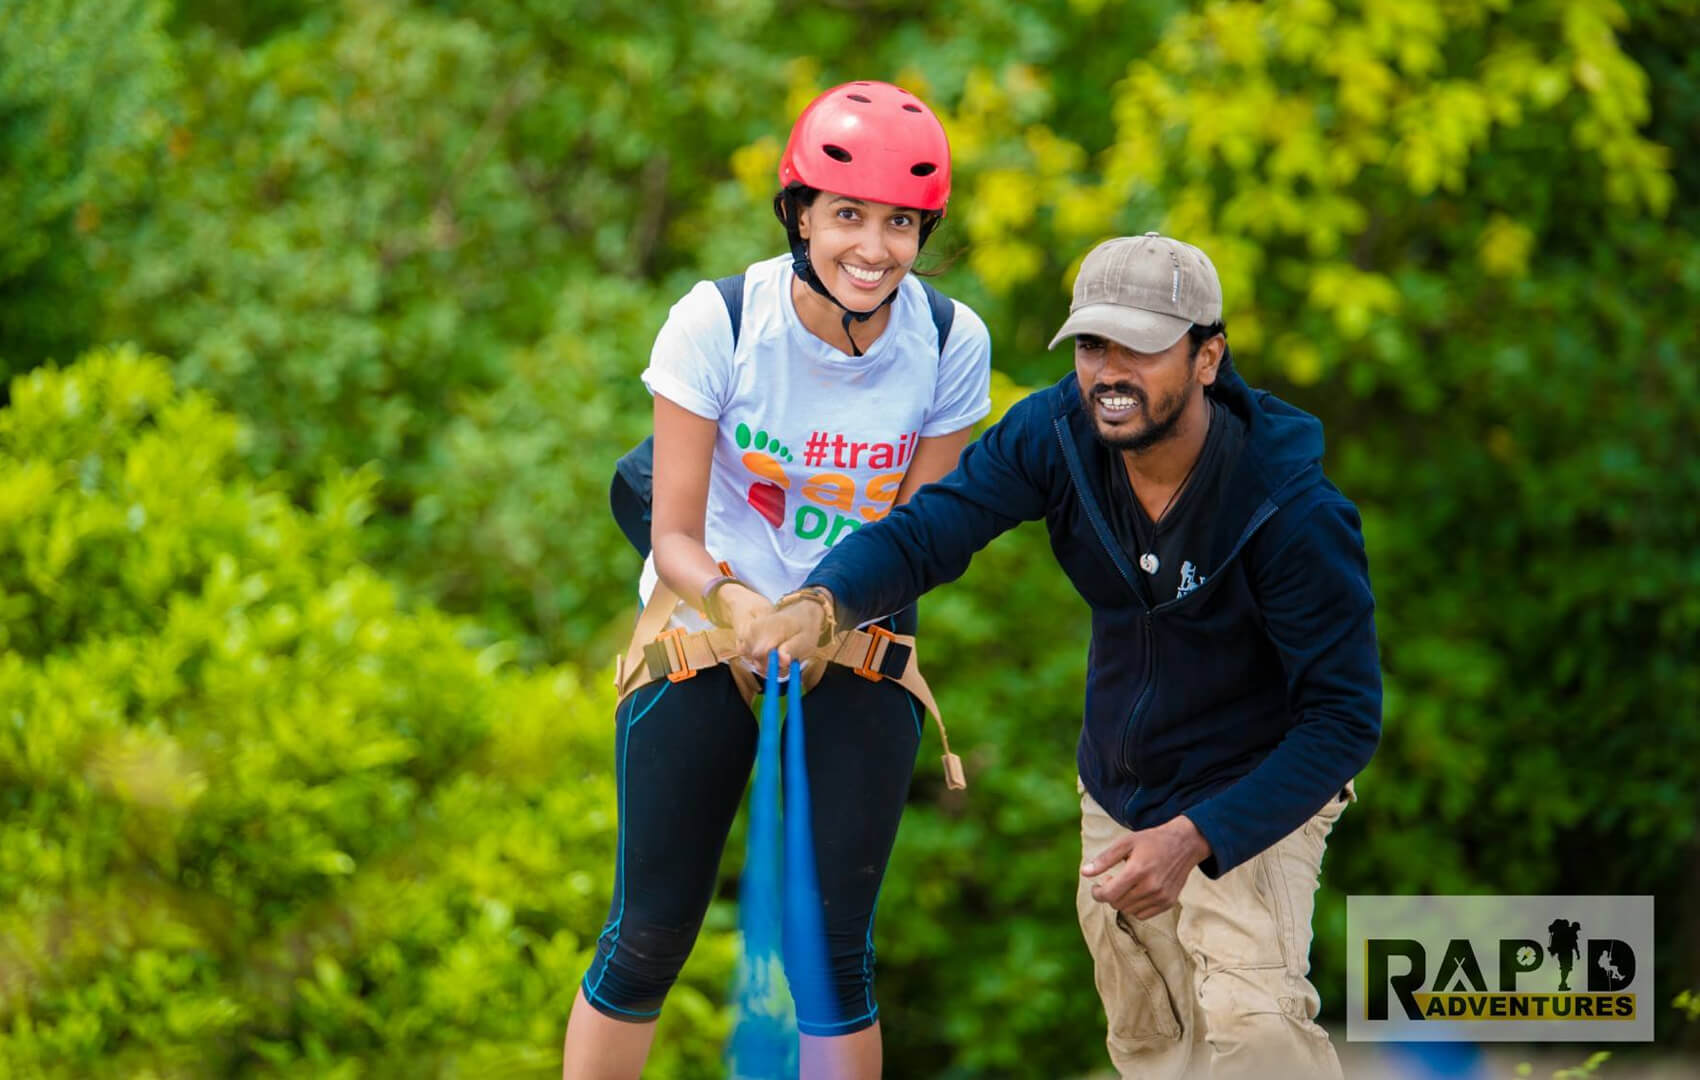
[783,659,835,1028]
[727,654,836,1077]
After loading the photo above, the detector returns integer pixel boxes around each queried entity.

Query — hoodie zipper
[1122,613,1154,777]
[1053,418,1153,780]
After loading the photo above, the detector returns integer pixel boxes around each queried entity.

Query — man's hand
[740,599,829,669]
[1081,815,1212,921]
[715,584,775,645]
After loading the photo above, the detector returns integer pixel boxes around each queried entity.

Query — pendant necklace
[1138,412,1209,576]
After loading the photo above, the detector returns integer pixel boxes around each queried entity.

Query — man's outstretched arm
[742,389,1059,664]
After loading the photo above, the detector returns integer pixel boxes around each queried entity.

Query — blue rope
[726,654,838,1078]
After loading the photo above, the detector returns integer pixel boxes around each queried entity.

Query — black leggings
[580,617,923,1037]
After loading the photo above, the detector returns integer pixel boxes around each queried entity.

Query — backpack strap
[917,279,956,354]
[714,273,746,350]
[608,274,746,559]
[724,271,950,354]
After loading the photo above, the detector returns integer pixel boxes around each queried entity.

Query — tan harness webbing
[614,582,966,790]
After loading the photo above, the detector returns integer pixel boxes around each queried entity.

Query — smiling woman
[563,81,992,1080]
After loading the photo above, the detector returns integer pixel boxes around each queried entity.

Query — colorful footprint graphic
[736,424,792,529]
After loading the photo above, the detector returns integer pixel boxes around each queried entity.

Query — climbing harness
[612,575,966,790]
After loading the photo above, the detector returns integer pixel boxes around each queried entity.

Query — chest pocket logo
[1176,560,1206,599]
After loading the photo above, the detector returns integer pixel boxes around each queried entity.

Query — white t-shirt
[639,254,993,628]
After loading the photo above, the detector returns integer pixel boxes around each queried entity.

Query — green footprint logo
[735,423,793,462]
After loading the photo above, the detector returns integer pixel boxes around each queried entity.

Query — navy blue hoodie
[805,355,1381,877]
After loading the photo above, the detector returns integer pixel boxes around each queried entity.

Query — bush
[0,348,731,1076]
[0,0,177,372]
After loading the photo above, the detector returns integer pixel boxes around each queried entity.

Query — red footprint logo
[747,482,785,528]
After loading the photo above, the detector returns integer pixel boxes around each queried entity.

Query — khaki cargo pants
[1075,781,1353,1080]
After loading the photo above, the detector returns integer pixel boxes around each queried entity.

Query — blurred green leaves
[0,0,177,370]
[2,0,1697,1075]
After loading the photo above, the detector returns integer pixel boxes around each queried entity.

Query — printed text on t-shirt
[738,427,920,548]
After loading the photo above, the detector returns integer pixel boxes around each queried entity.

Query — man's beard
[1080,378,1192,453]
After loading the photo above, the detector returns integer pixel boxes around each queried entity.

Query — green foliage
[70,0,1162,661]
[1552,1050,1614,1078]
[5,0,1699,1075]
[0,349,731,1076]
[97,3,564,480]
[387,277,667,666]
[1675,987,1700,1024]
[168,0,332,47]
[0,0,177,370]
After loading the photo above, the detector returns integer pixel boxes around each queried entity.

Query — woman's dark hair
[786,184,822,211]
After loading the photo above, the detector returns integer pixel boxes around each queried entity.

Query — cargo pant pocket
[1077,896,1183,1043]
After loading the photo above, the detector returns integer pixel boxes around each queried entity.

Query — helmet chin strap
[788,237,895,358]
[777,188,906,358]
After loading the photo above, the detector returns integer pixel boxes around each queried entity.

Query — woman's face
[796,192,924,312]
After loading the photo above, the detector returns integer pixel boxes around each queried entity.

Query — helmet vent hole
[822,144,854,163]
[910,162,937,176]
[846,94,872,103]
[902,104,924,113]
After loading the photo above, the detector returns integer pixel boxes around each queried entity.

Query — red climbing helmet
[778,81,951,213]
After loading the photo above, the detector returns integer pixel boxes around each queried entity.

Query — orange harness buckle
[641,627,697,683]
[661,628,696,682]
[855,625,902,683]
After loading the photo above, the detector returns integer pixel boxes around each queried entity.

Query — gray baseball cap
[1048,232,1223,353]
